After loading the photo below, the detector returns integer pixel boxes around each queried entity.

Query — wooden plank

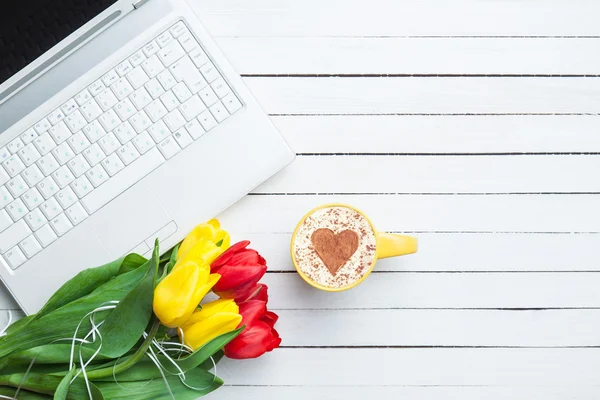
[217,348,600,385]
[275,309,600,347]
[243,232,600,272]
[254,155,600,194]
[218,194,600,233]
[212,386,600,400]
[218,38,600,75]
[271,115,600,153]
[262,273,600,309]
[243,77,600,114]
[193,0,600,37]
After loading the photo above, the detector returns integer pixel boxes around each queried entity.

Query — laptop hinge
[133,0,151,9]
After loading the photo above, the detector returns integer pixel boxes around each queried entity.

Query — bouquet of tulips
[0,220,280,399]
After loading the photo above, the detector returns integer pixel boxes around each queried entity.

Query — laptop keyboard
[0,20,243,270]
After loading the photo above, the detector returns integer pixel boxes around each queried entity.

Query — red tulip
[241,283,269,303]
[224,300,281,359]
[210,241,268,302]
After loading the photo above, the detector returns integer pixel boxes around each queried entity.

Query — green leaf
[0,262,150,359]
[0,344,116,375]
[176,327,242,372]
[35,254,149,323]
[9,344,114,365]
[5,314,34,335]
[92,328,240,383]
[0,373,103,399]
[97,242,159,358]
[95,368,222,400]
[0,386,51,399]
[117,253,148,275]
[53,366,76,400]
[198,350,224,370]
[169,243,179,265]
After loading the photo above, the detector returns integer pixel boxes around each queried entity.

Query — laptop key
[20,129,39,145]
[7,138,24,154]
[222,93,243,114]
[88,80,106,97]
[157,41,185,67]
[157,136,181,159]
[49,213,73,237]
[198,87,218,108]
[22,188,43,210]
[102,70,119,87]
[173,129,193,148]
[0,148,9,163]
[116,61,133,77]
[37,177,59,199]
[34,224,58,248]
[129,50,146,67]
[133,132,156,154]
[7,198,27,221]
[111,78,134,101]
[4,246,27,269]
[47,109,66,126]
[48,121,73,144]
[126,67,149,90]
[61,100,79,116]
[209,102,229,123]
[6,175,27,198]
[34,118,51,134]
[169,21,187,38]
[75,89,92,106]
[33,133,57,155]
[37,153,60,176]
[81,99,104,122]
[24,208,46,231]
[65,110,88,133]
[86,165,109,187]
[66,203,88,226]
[142,56,165,79]
[0,187,13,208]
[0,210,11,233]
[0,168,8,186]
[3,156,25,177]
[40,197,62,220]
[52,166,75,188]
[56,187,77,209]
[22,165,43,187]
[198,110,217,131]
[184,119,205,140]
[19,235,42,258]
[142,41,160,57]
[156,31,173,48]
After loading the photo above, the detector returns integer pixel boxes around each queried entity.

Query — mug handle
[376,232,418,259]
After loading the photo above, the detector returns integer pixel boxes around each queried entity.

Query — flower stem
[85,318,161,380]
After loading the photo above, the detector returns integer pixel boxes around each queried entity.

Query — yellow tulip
[153,260,220,328]
[176,219,231,268]
[179,299,242,350]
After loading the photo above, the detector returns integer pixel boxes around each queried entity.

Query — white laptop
[0,0,295,314]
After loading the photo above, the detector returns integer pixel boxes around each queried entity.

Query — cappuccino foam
[293,206,377,289]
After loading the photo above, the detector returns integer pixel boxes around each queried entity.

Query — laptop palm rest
[92,185,172,257]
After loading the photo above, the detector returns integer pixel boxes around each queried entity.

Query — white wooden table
[4,1,600,398]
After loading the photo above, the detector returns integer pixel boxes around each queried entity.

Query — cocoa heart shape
[311,228,360,276]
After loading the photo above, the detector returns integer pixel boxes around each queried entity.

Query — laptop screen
[0,0,119,85]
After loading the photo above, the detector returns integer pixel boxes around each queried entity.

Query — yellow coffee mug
[291,203,418,292]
